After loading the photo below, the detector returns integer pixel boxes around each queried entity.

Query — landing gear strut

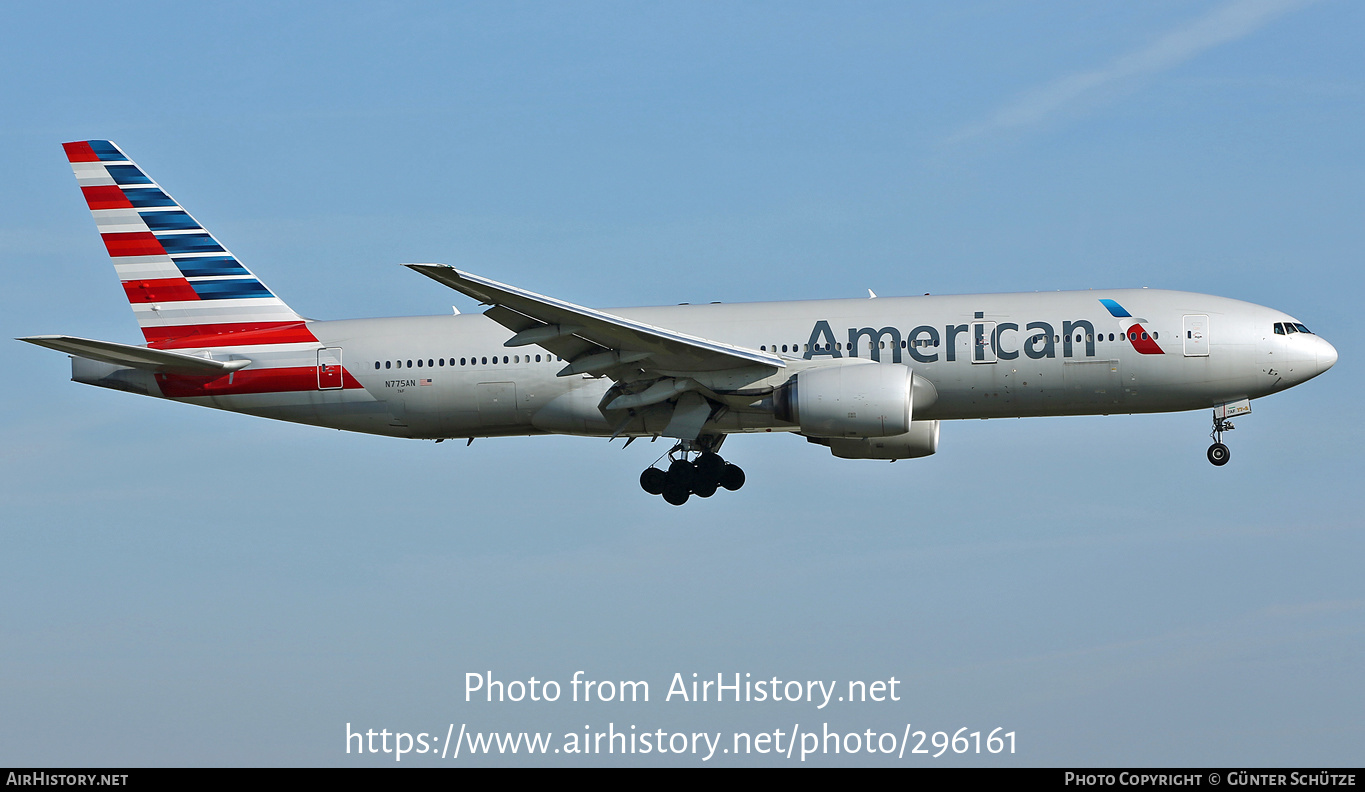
[639,437,745,505]
[1207,411,1234,467]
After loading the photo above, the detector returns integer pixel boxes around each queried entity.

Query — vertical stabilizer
[63,140,308,347]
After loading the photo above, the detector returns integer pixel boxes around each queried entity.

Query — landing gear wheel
[640,467,666,495]
[718,463,746,491]
[662,483,690,506]
[649,439,745,503]
[666,459,696,491]
[1208,408,1236,467]
[694,452,724,484]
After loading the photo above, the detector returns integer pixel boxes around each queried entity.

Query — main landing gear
[640,440,745,506]
[1207,411,1234,467]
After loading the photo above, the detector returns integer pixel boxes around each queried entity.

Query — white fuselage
[84,288,1332,441]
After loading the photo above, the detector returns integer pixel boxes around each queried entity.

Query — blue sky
[1,1,1360,766]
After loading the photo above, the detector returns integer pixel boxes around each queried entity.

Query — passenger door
[1183,315,1209,357]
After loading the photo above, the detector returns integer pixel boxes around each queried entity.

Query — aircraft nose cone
[1318,338,1338,373]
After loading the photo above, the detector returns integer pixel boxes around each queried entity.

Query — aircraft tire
[694,452,725,485]
[692,479,718,498]
[667,459,696,490]
[1207,442,1230,466]
[640,467,666,495]
[718,463,745,491]
[662,484,690,506]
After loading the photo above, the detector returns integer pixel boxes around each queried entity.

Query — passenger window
[417,359,423,367]
[535,355,541,362]
[460,358,466,366]
[385,361,391,369]
[481,357,487,364]
[406,360,412,368]
[374,362,380,370]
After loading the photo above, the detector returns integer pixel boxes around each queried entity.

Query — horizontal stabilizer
[19,335,251,375]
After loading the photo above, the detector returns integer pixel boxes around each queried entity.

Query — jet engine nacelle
[774,362,915,438]
[814,420,941,460]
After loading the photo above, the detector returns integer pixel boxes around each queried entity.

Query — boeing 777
[21,141,1338,505]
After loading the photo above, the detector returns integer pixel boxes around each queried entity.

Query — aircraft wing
[405,264,784,378]
[19,335,251,376]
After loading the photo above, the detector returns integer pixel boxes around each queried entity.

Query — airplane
[21,140,1339,505]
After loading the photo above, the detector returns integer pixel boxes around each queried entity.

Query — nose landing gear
[639,439,745,505]
[1208,411,1234,466]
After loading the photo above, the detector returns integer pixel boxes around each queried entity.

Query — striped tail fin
[63,140,310,349]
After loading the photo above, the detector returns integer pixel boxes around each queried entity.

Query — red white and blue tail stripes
[1099,298,1164,354]
[63,141,368,398]
[63,140,307,347]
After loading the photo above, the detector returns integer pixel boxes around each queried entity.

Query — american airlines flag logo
[1099,298,1164,355]
[419,378,433,386]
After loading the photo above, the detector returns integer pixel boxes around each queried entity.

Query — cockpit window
[1277,321,1314,335]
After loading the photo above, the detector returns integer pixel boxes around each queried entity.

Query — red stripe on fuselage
[82,185,133,210]
[63,141,99,162]
[155,366,363,398]
[102,232,165,257]
[122,278,201,304]
[146,322,318,348]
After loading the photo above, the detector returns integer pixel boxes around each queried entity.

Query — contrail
[949,0,1321,145]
